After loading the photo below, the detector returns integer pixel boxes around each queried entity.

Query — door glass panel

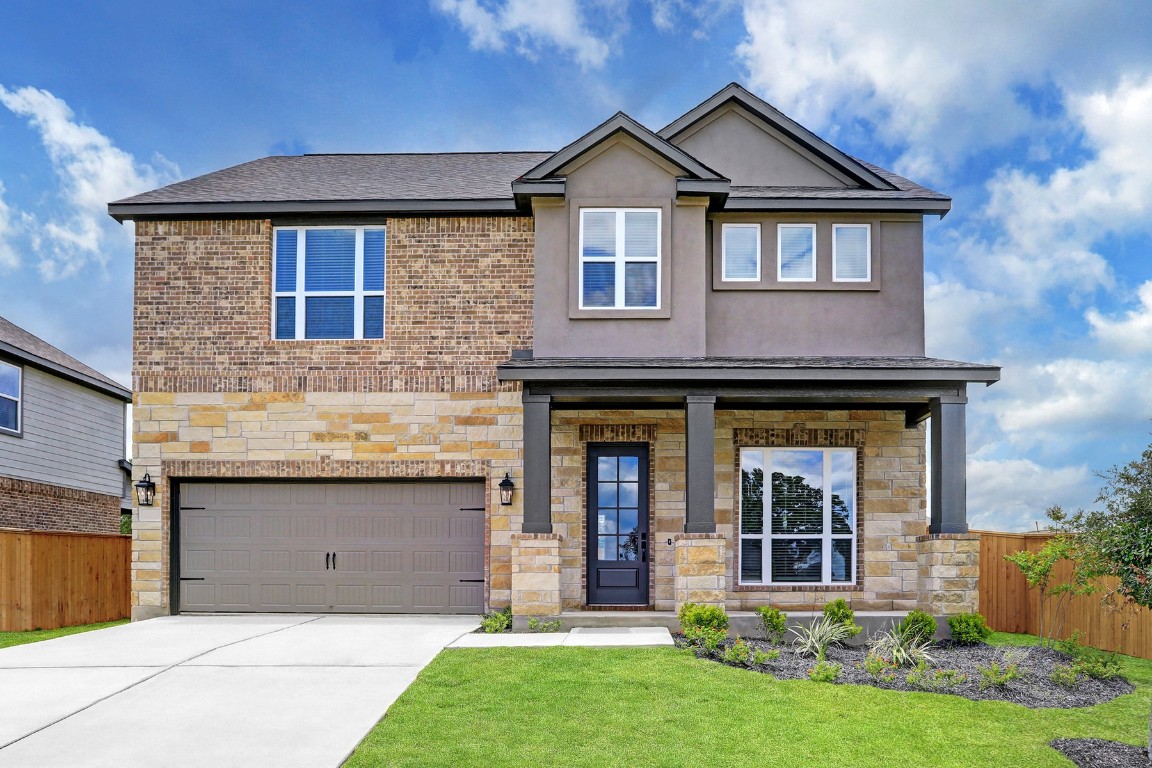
[598,536,618,561]
[618,533,640,561]
[618,456,639,481]
[770,450,824,534]
[618,482,638,507]
[617,508,638,535]
[597,457,618,481]
[597,513,616,534]
[771,539,821,582]
[597,483,618,508]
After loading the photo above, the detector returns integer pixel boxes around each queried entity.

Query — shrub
[678,602,729,632]
[947,612,991,645]
[868,623,936,667]
[756,606,788,644]
[978,650,1027,689]
[1050,664,1082,688]
[683,625,727,653]
[898,610,938,643]
[822,598,863,638]
[752,648,781,665]
[808,660,842,683]
[1074,653,1122,680]
[526,618,561,633]
[722,636,752,665]
[906,662,966,691]
[861,652,898,683]
[791,616,856,661]
[479,607,512,633]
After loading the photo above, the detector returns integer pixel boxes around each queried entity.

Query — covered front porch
[497,356,999,621]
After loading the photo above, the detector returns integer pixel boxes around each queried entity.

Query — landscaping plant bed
[675,635,1134,709]
[1052,738,1150,768]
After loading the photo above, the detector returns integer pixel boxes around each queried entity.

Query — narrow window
[0,360,21,435]
[739,447,856,585]
[722,223,760,281]
[273,226,386,340]
[579,209,660,309]
[833,224,871,282]
[778,224,816,281]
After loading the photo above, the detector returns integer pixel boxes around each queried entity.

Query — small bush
[808,660,842,683]
[947,612,991,645]
[526,618,561,633]
[1050,664,1082,688]
[898,610,938,643]
[684,625,727,653]
[861,652,898,682]
[868,623,936,667]
[480,607,512,633]
[978,662,1021,689]
[756,606,788,644]
[822,598,863,638]
[678,602,729,632]
[722,636,752,665]
[752,648,781,665]
[906,662,966,691]
[1074,653,1122,680]
[791,616,856,661]
[1056,630,1087,659]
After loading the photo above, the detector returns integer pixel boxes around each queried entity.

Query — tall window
[739,447,856,585]
[722,223,760,281]
[273,226,385,340]
[0,360,20,434]
[579,209,660,309]
[833,224,871,281]
[777,224,816,281]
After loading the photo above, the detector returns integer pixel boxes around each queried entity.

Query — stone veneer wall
[917,534,980,614]
[0,476,121,534]
[130,217,534,616]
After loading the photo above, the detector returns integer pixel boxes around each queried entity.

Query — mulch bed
[675,635,1134,709]
[1052,739,1149,768]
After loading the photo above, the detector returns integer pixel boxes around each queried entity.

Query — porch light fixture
[134,473,156,507]
[498,473,515,506]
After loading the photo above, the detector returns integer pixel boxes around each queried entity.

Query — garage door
[177,481,485,614]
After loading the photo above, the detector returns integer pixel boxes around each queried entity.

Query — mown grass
[345,634,1152,768]
[0,619,129,649]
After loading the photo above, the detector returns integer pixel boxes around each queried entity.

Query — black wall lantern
[134,473,156,507]
[498,473,515,506]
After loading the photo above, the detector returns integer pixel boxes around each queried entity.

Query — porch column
[930,395,968,534]
[684,395,716,533]
[522,393,552,534]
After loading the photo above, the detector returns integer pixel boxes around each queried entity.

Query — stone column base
[673,533,727,612]
[511,533,562,619]
[916,534,980,615]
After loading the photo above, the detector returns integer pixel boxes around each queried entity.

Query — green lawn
[345,635,1152,768]
[0,619,128,649]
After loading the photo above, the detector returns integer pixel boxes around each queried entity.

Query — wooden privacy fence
[0,528,130,632]
[977,530,1152,659]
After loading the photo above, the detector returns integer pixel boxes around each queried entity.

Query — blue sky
[1,1,1150,531]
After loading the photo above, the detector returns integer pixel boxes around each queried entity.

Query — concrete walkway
[0,614,478,768]
[450,626,674,647]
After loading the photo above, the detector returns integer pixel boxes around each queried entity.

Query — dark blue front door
[587,444,649,605]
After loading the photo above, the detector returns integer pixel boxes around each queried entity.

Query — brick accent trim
[731,425,866,593]
[674,532,724,540]
[0,476,121,534]
[578,424,657,443]
[162,458,489,479]
[513,533,562,541]
[135,372,520,394]
[916,533,977,542]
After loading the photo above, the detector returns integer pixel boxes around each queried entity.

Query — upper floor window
[273,226,385,340]
[579,209,660,309]
[722,223,760,281]
[833,224,871,282]
[778,224,816,281]
[0,360,21,435]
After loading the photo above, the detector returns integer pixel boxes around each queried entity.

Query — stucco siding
[0,366,126,496]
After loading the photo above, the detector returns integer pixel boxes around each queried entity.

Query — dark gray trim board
[684,395,716,533]
[109,198,522,222]
[723,197,952,216]
[522,393,552,534]
[0,343,131,401]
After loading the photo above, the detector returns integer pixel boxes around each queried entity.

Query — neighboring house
[0,315,132,534]
[110,84,998,622]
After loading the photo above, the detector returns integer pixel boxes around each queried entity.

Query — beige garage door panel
[178,481,485,614]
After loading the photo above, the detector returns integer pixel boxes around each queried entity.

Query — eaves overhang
[722,197,952,217]
[108,198,521,223]
[0,342,131,401]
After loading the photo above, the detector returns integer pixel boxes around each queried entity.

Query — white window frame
[832,223,872,282]
[0,360,21,436]
[738,447,857,586]
[777,223,817,282]
[578,208,662,310]
[272,225,386,341]
[721,223,761,282]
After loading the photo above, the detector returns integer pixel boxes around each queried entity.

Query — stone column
[916,533,980,615]
[511,533,561,623]
[673,533,726,611]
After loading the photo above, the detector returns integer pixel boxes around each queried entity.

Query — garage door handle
[180,577,206,581]
[331,552,336,570]
[459,507,485,511]
[325,552,331,570]
[459,579,484,583]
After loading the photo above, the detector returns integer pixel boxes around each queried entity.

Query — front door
[587,444,650,605]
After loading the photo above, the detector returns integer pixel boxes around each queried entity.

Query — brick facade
[0,476,121,534]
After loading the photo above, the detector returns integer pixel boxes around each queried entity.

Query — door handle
[640,532,648,563]
[325,552,331,570]
[331,552,336,570]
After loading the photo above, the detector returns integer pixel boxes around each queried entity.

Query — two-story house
[110,84,998,623]
[0,315,131,533]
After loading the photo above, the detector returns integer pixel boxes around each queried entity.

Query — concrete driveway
[0,614,478,768]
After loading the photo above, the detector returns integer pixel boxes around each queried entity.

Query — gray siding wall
[0,366,126,496]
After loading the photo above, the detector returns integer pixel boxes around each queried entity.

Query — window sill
[569,307,671,320]
[712,281,880,292]
[733,582,861,592]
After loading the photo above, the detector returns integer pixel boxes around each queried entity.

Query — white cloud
[1087,280,1152,354]
[651,0,737,36]
[968,457,1093,532]
[924,279,1009,361]
[0,182,18,269]
[0,85,176,280]
[433,0,620,69]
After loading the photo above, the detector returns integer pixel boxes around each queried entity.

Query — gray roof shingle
[0,315,130,399]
